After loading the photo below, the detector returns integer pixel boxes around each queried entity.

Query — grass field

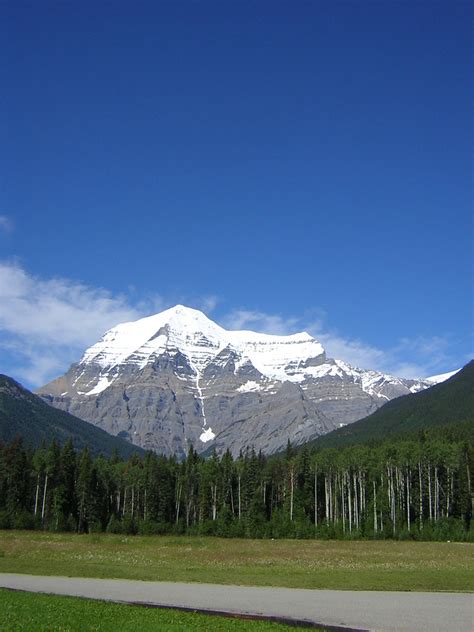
[0,589,318,631]
[0,530,472,592]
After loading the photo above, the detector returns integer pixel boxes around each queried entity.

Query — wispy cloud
[0,215,13,233]
[0,261,147,385]
[222,309,301,335]
[193,295,220,315]
[0,262,144,347]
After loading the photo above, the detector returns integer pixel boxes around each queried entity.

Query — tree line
[0,434,472,540]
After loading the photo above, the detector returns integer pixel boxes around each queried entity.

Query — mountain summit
[79,304,326,386]
[39,305,432,457]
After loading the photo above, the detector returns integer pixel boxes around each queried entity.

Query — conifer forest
[1,434,472,542]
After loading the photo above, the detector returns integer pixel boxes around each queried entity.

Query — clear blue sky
[1,1,472,387]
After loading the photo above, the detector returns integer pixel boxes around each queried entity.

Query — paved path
[0,574,472,631]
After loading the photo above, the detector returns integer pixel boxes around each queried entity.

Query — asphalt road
[0,573,472,631]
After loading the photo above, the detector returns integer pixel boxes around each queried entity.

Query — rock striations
[38,305,432,457]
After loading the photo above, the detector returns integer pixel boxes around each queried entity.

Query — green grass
[0,589,313,631]
[0,530,472,592]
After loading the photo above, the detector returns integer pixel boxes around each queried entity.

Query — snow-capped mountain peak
[81,304,226,371]
[80,304,327,385]
[39,305,437,457]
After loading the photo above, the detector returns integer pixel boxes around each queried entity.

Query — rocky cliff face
[38,305,431,457]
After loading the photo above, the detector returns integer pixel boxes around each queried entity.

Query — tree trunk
[175,482,181,524]
[325,476,329,525]
[353,473,358,530]
[418,462,423,530]
[211,484,217,521]
[373,480,377,534]
[34,474,40,516]
[428,464,433,521]
[329,475,333,524]
[406,467,411,532]
[41,474,48,522]
[446,468,450,516]
[341,473,345,533]
[314,468,318,527]
[348,471,352,533]
[289,466,294,522]
[238,475,241,520]
[465,462,473,522]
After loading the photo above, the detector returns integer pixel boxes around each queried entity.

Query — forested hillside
[309,361,474,450]
[0,375,143,458]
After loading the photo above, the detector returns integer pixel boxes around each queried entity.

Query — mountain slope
[0,375,144,457]
[308,360,474,450]
[38,305,433,457]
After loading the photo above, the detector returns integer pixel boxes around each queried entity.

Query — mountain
[308,360,474,450]
[0,374,143,458]
[37,305,434,457]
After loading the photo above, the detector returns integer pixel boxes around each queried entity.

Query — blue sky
[1,1,472,387]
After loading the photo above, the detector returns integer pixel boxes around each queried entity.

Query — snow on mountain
[78,305,326,394]
[425,369,460,384]
[75,305,418,400]
[81,305,227,372]
[38,305,437,457]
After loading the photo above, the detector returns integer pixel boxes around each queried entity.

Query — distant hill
[309,360,474,450]
[0,374,144,458]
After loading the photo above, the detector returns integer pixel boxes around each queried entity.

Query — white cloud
[222,309,301,335]
[0,339,69,388]
[0,262,148,386]
[316,331,387,370]
[310,325,456,379]
[0,262,143,347]
[195,295,219,315]
[385,336,454,379]
[0,215,13,233]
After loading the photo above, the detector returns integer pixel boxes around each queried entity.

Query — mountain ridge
[0,374,144,457]
[38,304,438,457]
[307,360,474,450]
